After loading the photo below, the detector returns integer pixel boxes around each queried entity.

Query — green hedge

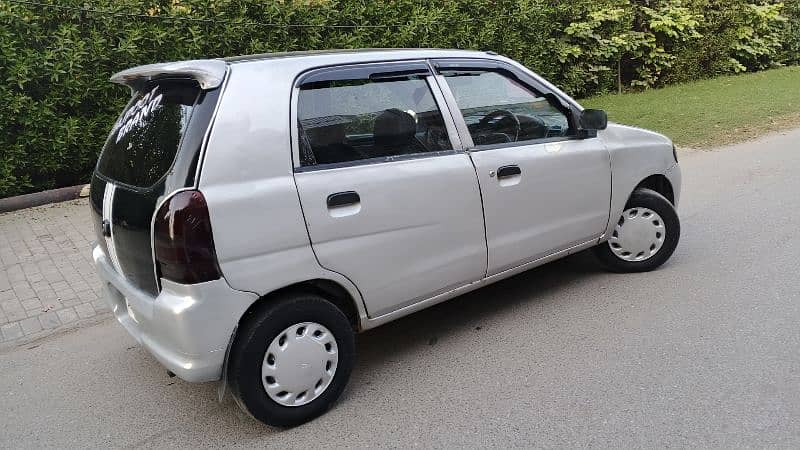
[0,0,796,197]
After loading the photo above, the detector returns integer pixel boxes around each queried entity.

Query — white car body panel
[197,61,369,321]
[295,153,487,317]
[601,123,680,237]
[468,138,611,275]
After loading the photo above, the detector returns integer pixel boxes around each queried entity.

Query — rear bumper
[92,245,257,382]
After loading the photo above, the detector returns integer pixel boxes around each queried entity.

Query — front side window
[297,72,452,167]
[441,70,573,146]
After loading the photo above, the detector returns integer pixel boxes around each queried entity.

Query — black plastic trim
[497,165,521,178]
[431,58,550,93]
[466,135,592,152]
[293,149,463,173]
[327,191,360,208]
[298,61,431,86]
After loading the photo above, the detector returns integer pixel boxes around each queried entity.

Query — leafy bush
[781,0,800,64]
[730,2,787,71]
[559,1,704,94]
[0,0,797,197]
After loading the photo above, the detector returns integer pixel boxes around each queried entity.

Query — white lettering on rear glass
[114,86,164,143]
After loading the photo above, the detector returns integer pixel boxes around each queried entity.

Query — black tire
[227,292,355,427]
[593,188,680,273]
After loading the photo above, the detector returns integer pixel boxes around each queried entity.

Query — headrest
[373,109,416,148]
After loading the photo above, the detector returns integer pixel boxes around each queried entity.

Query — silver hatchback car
[91,49,681,426]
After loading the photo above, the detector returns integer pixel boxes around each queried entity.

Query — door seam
[599,135,614,242]
[427,59,489,278]
[466,152,490,279]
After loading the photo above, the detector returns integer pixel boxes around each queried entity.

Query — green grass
[581,66,800,148]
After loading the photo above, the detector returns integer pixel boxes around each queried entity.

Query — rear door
[292,61,487,318]
[433,59,611,275]
[90,80,220,295]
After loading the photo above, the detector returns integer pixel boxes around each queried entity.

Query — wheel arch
[237,278,364,332]
[603,171,676,241]
[633,174,675,205]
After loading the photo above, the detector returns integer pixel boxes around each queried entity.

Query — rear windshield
[97,81,200,188]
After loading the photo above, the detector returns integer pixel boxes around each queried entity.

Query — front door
[293,62,487,317]
[434,60,611,275]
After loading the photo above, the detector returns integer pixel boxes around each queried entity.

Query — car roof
[111,48,500,90]
[222,48,495,64]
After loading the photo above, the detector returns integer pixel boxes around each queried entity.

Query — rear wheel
[593,188,680,272]
[227,292,355,427]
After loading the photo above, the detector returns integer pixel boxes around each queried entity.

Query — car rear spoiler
[110,59,227,91]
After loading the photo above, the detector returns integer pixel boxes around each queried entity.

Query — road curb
[0,184,89,214]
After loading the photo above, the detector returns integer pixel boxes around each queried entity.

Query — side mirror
[579,109,608,130]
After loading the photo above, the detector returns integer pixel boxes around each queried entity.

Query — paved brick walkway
[0,199,107,346]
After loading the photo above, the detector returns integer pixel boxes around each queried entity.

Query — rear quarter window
[96,81,200,188]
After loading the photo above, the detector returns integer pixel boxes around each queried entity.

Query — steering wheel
[477,109,521,142]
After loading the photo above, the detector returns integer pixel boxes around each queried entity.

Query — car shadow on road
[348,250,606,381]
[139,249,608,436]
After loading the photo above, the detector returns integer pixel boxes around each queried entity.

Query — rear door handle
[497,165,521,179]
[327,191,360,208]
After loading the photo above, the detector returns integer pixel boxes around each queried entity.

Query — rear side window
[97,81,200,188]
[297,71,452,167]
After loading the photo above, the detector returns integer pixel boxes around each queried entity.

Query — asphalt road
[2,129,799,448]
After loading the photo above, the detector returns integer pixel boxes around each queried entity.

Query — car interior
[297,67,574,167]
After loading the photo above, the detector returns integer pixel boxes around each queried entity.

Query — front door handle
[497,165,521,179]
[327,191,360,208]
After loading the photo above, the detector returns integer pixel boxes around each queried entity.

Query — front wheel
[593,188,680,272]
[227,293,355,427]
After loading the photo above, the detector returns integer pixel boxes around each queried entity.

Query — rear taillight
[153,190,221,285]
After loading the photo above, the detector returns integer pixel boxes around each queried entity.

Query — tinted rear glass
[97,81,200,188]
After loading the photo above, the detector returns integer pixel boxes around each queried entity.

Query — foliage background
[0,0,797,197]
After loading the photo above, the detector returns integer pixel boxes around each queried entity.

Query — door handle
[497,165,521,179]
[101,219,111,237]
[327,191,360,208]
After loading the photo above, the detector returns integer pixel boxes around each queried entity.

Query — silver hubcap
[261,322,338,407]
[608,207,666,262]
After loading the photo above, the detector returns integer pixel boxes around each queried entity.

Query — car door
[432,59,611,276]
[292,61,487,318]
